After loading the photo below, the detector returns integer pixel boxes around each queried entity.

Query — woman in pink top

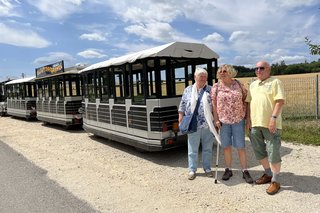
[211,64,253,184]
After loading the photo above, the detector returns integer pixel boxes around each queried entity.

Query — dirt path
[0,116,319,212]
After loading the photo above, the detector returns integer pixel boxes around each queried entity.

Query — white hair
[194,67,208,77]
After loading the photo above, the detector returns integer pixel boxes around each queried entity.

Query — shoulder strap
[193,85,206,114]
[234,79,246,101]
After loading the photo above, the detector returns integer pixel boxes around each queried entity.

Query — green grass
[282,118,320,146]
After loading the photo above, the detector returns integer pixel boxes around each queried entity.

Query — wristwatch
[271,115,277,119]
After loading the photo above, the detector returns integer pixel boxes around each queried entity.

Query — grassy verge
[282,118,320,146]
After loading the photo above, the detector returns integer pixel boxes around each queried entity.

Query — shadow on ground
[89,134,293,170]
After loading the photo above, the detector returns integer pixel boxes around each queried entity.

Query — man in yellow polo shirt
[246,60,285,195]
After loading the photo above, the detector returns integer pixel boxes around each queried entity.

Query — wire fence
[239,74,319,119]
[282,75,319,119]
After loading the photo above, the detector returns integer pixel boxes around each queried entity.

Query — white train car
[80,41,219,151]
[5,77,37,120]
[35,61,85,128]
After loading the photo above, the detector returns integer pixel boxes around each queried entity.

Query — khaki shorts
[250,127,282,163]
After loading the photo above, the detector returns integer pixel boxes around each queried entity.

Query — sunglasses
[219,70,227,74]
[255,66,265,71]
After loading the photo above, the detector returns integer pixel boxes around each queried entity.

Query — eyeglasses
[219,70,227,74]
[255,67,265,71]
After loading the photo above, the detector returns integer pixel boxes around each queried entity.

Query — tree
[305,37,320,55]
[271,61,287,75]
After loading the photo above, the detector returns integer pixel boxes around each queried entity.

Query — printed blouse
[211,80,246,124]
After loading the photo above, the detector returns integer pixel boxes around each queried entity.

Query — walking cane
[214,139,220,184]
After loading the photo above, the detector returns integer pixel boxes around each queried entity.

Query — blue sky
[0,0,319,81]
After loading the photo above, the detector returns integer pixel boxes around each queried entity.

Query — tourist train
[1,41,219,151]
[0,79,12,116]
[5,76,37,119]
[35,61,84,128]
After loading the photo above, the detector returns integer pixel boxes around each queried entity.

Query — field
[236,72,320,85]
[173,72,319,118]
[237,72,320,145]
[236,72,320,119]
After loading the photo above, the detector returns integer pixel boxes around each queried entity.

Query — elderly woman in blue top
[178,67,214,180]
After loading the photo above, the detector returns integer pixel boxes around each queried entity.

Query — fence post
[316,75,319,119]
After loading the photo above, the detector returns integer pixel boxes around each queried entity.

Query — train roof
[80,41,220,73]
[0,79,14,84]
[5,76,36,85]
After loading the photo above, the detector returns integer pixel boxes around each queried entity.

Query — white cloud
[112,42,159,55]
[203,33,224,43]
[125,22,193,43]
[77,49,107,59]
[0,0,20,17]
[88,0,320,67]
[79,33,106,41]
[0,22,50,48]
[102,0,181,24]
[303,14,317,30]
[274,49,288,55]
[276,0,317,8]
[229,31,250,42]
[274,55,307,64]
[1,0,319,76]
[27,0,84,19]
[34,52,76,66]
[83,0,319,68]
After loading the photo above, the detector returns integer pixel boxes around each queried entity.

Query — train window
[31,83,36,97]
[37,81,43,99]
[174,67,186,96]
[59,81,65,98]
[6,85,11,98]
[132,68,144,104]
[114,69,125,103]
[19,84,24,99]
[51,79,57,99]
[187,65,193,85]
[63,75,81,97]
[26,83,30,98]
[147,69,156,97]
[43,80,49,99]
[160,69,167,97]
[65,79,70,97]
[87,73,96,102]
[76,75,82,97]
[14,85,18,98]
[100,70,110,103]
[95,75,100,99]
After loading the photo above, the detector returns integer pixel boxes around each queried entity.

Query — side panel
[7,98,37,119]
[36,96,82,127]
[82,97,186,151]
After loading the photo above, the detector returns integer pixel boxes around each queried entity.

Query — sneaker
[242,170,254,184]
[222,168,233,180]
[188,171,196,180]
[266,182,281,195]
[205,169,213,178]
[255,173,272,184]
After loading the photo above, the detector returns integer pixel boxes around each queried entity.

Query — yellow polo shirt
[246,77,285,129]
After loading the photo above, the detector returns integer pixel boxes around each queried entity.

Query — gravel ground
[0,116,319,213]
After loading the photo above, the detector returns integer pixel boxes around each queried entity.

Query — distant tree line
[232,36,320,77]
[234,60,320,78]
[192,60,319,79]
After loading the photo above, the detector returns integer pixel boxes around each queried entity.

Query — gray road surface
[0,140,99,213]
